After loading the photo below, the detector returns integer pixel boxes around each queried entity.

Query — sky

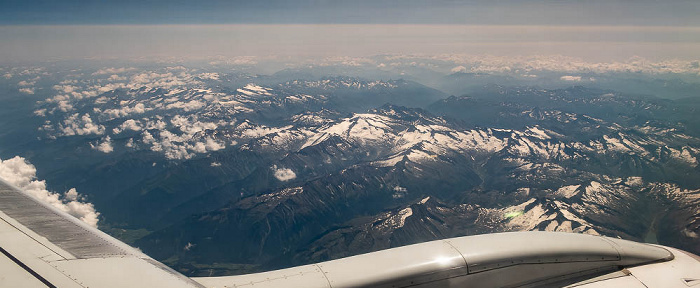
[2,0,699,26]
[0,0,698,62]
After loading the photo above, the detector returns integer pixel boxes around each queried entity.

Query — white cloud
[192,142,207,153]
[560,75,582,81]
[143,118,167,130]
[136,115,226,160]
[129,72,198,89]
[272,166,296,181]
[141,130,193,160]
[59,113,105,136]
[171,115,217,134]
[209,56,258,66]
[47,84,97,102]
[57,100,73,112]
[19,88,35,94]
[205,137,225,151]
[141,129,224,160]
[319,56,375,67]
[53,84,76,93]
[93,67,135,75]
[107,74,127,81]
[34,109,47,117]
[0,156,100,227]
[91,82,128,94]
[190,137,226,154]
[101,103,149,120]
[18,80,35,87]
[113,119,143,134]
[90,136,114,153]
[125,138,136,148]
[165,100,205,112]
[59,79,78,85]
[450,66,467,73]
[19,67,45,76]
[64,188,79,201]
[47,94,70,103]
[162,145,193,160]
[197,72,220,80]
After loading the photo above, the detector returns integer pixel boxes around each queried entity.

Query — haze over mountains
[0,56,699,276]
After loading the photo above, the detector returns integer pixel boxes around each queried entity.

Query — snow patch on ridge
[556,185,581,199]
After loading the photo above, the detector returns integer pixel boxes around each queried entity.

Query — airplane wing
[194,233,700,288]
[0,178,205,288]
[1,177,699,288]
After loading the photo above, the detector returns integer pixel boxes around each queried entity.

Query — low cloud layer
[2,25,699,62]
[0,156,100,227]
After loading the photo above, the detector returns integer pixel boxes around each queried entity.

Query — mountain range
[0,66,698,277]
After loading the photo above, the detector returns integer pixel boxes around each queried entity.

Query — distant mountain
[280,77,448,112]
[427,85,687,133]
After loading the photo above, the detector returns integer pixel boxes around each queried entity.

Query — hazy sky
[1,1,698,62]
[3,0,699,26]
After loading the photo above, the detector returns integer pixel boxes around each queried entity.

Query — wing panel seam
[313,263,334,288]
[0,245,57,288]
